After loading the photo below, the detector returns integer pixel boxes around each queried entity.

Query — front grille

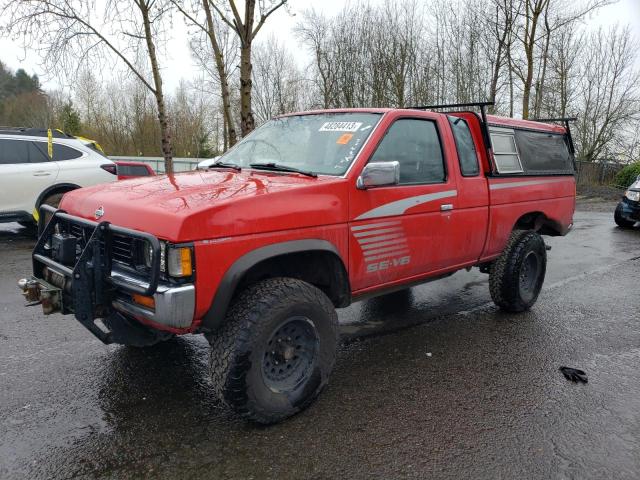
[55,218,147,274]
[112,235,135,265]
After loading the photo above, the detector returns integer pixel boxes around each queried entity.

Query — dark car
[114,160,155,180]
[614,175,640,228]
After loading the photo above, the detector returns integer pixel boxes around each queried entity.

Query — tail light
[101,164,117,175]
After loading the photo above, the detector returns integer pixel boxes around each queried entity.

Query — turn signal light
[132,293,155,310]
[168,247,193,277]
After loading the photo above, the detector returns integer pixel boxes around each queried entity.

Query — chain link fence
[575,161,625,187]
[108,156,206,173]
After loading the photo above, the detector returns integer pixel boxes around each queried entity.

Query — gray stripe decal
[365,250,410,262]
[358,233,404,245]
[489,179,568,190]
[355,190,457,220]
[353,227,403,238]
[351,221,401,231]
[361,239,407,250]
[362,243,408,255]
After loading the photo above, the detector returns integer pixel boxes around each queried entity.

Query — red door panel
[349,184,458,291]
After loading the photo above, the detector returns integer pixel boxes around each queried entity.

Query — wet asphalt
[1,203,639,479]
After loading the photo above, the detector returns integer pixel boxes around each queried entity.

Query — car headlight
[625,190,640,202]
[143,241,166,272]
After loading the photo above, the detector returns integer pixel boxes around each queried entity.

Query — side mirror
[356,161,400,189]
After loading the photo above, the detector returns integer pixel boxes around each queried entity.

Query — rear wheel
[40,192,66,227]
[489,230,547,312]
[614,204,636,228]
[209,277,339,424]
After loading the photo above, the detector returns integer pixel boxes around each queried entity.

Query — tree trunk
[139,1,173,173]
[533,13,552,118]
[203,0,236,148]
[239,43,255,136]
[522,0,546,119]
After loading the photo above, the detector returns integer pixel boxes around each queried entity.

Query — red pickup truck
[20,103,576,423]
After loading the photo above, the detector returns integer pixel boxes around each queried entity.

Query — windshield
[222,113,381,176]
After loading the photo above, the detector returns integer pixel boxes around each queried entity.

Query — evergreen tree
[59,102,81,135]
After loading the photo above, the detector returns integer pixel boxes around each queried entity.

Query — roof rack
[530,117,577,123]
[0,127,75,139]
[405,101,495,111]
[405,101,495,152]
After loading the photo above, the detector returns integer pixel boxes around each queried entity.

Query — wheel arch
[200,239,350,334]
[513,211,564,236]
[35,182,81,209]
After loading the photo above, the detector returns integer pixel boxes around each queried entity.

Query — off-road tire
[489,230,547,313]
[614,204,636,228]
[209,277,339,424]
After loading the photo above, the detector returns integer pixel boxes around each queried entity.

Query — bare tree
[173,0,238,147]
[210,0,288,136]
[513,0,612,118]
[252,36,302,123]
[574,26,640,161]
[1,0,176,172]
[294,9,337,109]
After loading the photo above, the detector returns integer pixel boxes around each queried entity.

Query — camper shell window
[489,125,574,176]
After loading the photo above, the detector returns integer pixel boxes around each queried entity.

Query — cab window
[448,116,479,176]
[369,118,445,185]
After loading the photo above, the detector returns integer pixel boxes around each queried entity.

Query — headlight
[143,241,192,277]
[167,246,193,277]
[143,241,166,272]
[625,190,640,202]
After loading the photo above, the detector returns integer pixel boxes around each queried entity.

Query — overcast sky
[0,0,638,93]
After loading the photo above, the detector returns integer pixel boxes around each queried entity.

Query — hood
[60,170,348,241]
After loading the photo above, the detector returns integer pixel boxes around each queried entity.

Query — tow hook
[18,278,41,306]
[18,278,62,314]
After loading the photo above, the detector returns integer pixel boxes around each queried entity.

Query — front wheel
[489,230,547,312]
[209,277,339,424]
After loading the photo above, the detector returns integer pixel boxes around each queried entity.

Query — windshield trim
[220,112,384,178]
[340,111,388,179]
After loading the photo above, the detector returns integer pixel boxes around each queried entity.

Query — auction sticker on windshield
[319,121,362,132]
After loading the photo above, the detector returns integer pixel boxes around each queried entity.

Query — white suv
[0,128,117,227]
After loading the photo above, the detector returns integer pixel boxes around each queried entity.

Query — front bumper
[113,282,195,329]
[619,197,640,221]
[19,205,195,343]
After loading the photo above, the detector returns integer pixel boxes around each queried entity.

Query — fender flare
[35,182,81,209]
[200,239,346,333]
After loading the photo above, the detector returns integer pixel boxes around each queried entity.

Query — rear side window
[490,129,523,173]
[370,118,445,185]
[51,143,84,161]
[448,116,479,176]
[514,130,573,174]
[490,127,574,175]
[0,138,49,164]
[32,141,84,161]
[119,164,152,176]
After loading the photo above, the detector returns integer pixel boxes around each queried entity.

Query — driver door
[349,115,458,292]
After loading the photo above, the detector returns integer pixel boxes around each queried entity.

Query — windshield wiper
[249,162,317,178]
[209,161,241,171]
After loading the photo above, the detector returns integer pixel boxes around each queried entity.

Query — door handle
[33,171,51,176]
[440,204,454,211]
